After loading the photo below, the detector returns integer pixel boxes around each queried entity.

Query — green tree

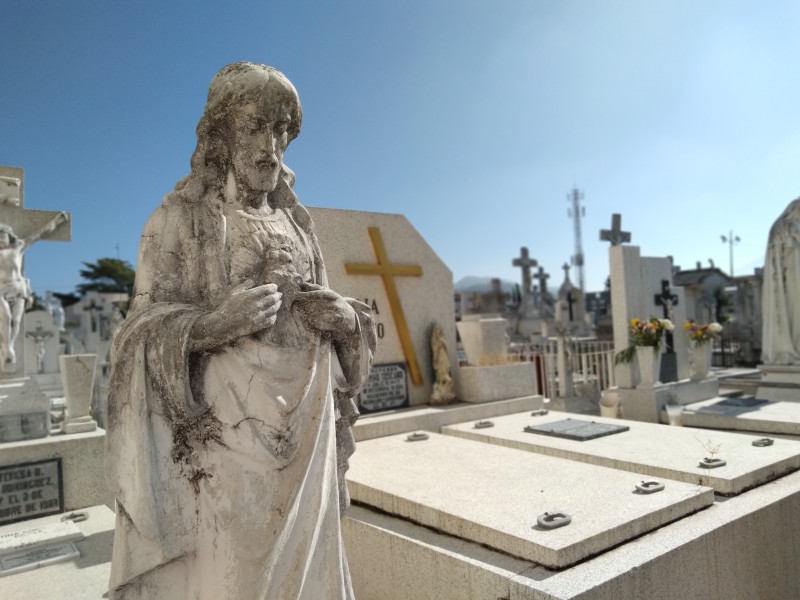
[77,258,135,295]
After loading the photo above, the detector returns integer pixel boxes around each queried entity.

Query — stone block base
[63,416,97,435]
[457,363,538,403]
[758,364,800,401]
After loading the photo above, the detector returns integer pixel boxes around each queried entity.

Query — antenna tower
[567,187,585,294]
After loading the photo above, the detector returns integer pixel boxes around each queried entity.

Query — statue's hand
[292,284,356,334]
[191,281,282,350]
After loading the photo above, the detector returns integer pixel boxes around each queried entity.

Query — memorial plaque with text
[358,362,409,413]
[0,458,63,525]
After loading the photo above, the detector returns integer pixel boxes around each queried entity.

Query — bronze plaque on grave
[0,458,63,525]
[524,418,629,441]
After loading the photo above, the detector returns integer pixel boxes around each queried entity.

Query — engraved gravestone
[308,207,457,411]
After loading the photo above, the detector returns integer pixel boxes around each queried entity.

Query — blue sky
[2,0,799,297]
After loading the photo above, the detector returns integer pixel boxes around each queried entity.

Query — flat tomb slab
[442,411,800,495]
[683,397,800,436]
[347,432,713,569]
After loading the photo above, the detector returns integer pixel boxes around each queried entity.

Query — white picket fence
[508,339,616,399]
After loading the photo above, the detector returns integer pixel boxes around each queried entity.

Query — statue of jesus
[105,62,376,599]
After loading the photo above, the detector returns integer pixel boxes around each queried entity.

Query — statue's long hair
[174,62,303,200]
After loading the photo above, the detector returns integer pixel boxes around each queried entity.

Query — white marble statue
[762,198,800,365]
[105,62,376,599]
[0,212,67,370]
[430,322,455,405]
[44,290,66,331]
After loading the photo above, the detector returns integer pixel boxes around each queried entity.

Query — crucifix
[26,324,54,374]
[345,227,423,385]
[84,299,104,333]
[654,280,678,354]
[535,266,550,297]
[512,247,537,302]
[599,213,631,246]
[0,166,71,375]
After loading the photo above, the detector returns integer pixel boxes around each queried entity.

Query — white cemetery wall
[308,207,456,411]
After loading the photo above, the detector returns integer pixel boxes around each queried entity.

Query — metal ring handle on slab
[406,432,429,442]
[698,457,726,469]
[474,420,494,429]
[530,409,549,417]
[536,511,572,530]
[752,438,774,447]
[635,480,665,494]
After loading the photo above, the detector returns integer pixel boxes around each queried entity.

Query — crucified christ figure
[0,211,68,371]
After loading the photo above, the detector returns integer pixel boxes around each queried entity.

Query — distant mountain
[454,276,518,294]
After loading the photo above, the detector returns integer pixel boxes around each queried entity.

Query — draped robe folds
[105,182,374,600]
[762,200,800,365]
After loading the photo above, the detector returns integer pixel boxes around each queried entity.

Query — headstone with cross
[307,206,456,412]
[535,266,550,299]
[654,279,679,382]
[512,247,537,304]
[556,262,587,335]
[599,213,631,246]
[0,166,71,378]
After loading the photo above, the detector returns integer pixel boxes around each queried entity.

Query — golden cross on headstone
[345,227,423,385]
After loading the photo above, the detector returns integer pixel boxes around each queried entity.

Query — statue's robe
[105,182,373,599]
[762,201,800,365]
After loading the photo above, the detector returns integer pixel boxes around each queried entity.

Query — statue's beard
[227,162,281,208]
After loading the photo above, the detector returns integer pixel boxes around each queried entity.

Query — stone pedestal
[757,364,800,401]
[0,378,50,442]
[456,363,538,403]
[59,355,97,435]
[456,315,507,366]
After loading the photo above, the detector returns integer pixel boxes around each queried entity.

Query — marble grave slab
[347,432,713,569]
[442,411,800,495]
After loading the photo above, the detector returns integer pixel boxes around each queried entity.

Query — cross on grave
[26,324,54,374]
[565,290,576,321]
[345,227,423,385]
[512,247,537,300]
[0,166,71,376]
[599,213,631,246]
[654,280,678,354]
[83,299,104,333]
[535,266,550,296]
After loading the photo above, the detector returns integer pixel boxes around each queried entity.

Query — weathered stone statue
[762,198,800,365]
[105,62,376,599]
[0,212,67,371]
[430,322,455,405]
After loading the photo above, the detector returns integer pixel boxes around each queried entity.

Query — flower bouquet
[615,316,674,365]
[683,320,723,344]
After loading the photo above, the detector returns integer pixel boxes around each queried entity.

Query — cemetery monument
[104,62,376,599]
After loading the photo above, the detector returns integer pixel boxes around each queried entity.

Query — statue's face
[230,100,292,195]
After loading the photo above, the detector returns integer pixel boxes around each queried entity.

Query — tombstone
[557,262,589,337]
[0,166,71,442]
[604,226,717,423]
[307,207,456,412]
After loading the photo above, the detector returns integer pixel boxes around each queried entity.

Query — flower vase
[636,345,661,387]
[690,341,712,381]
[60,354,98,434]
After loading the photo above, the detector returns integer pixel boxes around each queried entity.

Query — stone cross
[535,266,550,296]
[654,279,678,354]
[345,226,423,385]
[0,166,71,376]
[599,213,631,246]
[512,247,537,301]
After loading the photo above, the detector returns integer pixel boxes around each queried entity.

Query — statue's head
[190,62,302,197]
[0,223,18,249]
